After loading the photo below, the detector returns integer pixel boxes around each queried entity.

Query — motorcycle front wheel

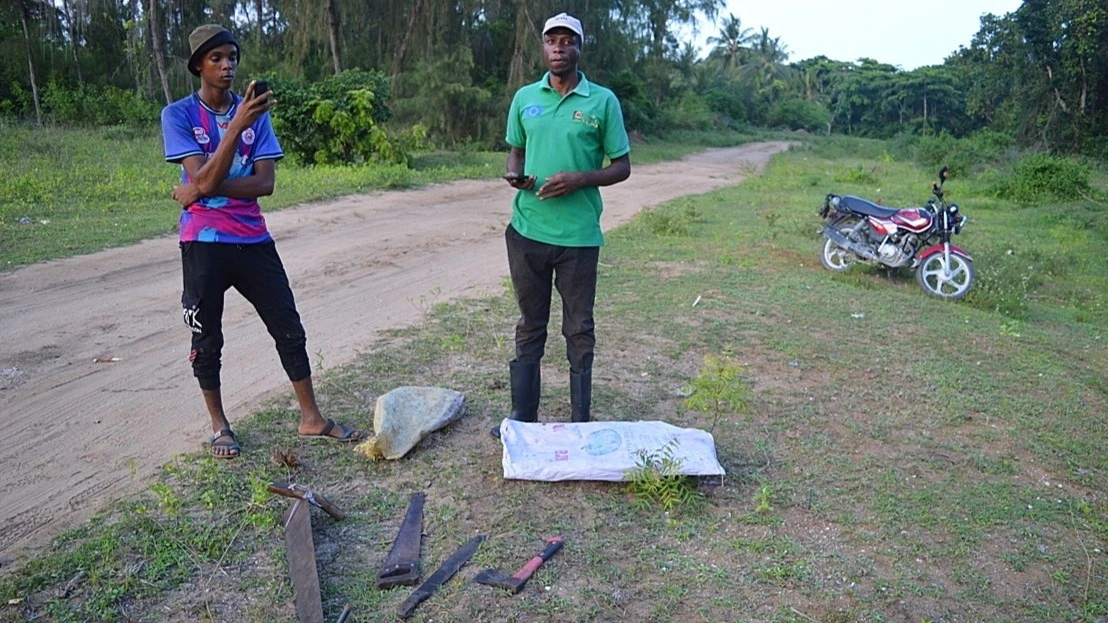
[819,218,860,272]
[916,250,975,299]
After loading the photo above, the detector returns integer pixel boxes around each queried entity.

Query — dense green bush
[766,99,829,133]
[269,69,424,165]
[911,132,977,175]
[40,82,159,127]
[964,129,1016,159]
[702,82,750,127]
[1082,136,1108,161]
[994,153,1091,203]
[657,92,716,132]
[899,129,1016,175]
[609,70,657,134]
[390,48,501,148]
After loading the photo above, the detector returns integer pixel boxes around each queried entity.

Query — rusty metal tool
[396,535,484,620]
[376,492,426,589]
[473,537,563,594]
[269,482,346,521]
[282,499,325,623]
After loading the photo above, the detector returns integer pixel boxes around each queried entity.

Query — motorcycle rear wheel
[916,250,975,299]
[819,218,860,272]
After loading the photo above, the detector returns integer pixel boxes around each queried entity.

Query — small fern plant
[623,439,702,512]
[682,354,751,433]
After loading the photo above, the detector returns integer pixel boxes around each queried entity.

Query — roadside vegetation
[0,124,770,270]
[1,137,1104,622]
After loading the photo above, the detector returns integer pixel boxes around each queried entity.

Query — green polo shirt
[506,71,630,247]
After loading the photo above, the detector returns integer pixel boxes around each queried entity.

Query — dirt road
[0,142,788,559]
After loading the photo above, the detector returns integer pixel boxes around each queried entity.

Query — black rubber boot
[491,360,541,438]
[570,369,592,423]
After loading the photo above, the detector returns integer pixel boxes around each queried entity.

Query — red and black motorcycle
[818,167,974,299]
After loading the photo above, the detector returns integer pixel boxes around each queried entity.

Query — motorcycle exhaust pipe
[822,226,878,260]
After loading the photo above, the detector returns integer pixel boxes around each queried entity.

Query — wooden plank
[283,499,325,623]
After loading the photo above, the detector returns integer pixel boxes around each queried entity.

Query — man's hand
[229,80,274,134]
[172,182,202,208]
[537,171,586,199]
[505,174,536,190]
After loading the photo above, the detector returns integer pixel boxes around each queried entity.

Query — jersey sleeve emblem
[193,127,210,145]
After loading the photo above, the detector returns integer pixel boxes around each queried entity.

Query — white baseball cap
[543,13,584,39]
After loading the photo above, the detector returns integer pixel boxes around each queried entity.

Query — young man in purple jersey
[162,24,362,458]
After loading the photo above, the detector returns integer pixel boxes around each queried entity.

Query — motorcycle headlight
[949,204,959,217]
[955,215,967,234]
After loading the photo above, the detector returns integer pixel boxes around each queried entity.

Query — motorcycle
[817,167,974,299]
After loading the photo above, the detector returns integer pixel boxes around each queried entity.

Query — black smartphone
[503,173,528,183]
[253,80,268,97]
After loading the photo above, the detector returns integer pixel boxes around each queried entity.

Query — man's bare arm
[537,153,630,200]
[505,146,535,189]
[182,83,271,195]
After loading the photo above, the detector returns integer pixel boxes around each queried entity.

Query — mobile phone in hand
[503,173,528,183]
[253,80,268,97]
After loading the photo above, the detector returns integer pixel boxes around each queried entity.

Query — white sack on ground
[499,419,725,482]
[355,387,465,460]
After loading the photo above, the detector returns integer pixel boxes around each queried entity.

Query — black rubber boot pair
[490,360,540,438]
[570,369,592,423]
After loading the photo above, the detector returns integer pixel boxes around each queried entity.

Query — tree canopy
[2,0,1105,156]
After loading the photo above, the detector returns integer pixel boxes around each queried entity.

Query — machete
[396,535,484,620]
[282,499,325,623]
[376,492,426,589]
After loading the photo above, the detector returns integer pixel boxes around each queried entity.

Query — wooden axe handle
[513,537,563,580]
[268,482,346,521]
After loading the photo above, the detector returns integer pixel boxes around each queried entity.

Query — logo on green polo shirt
[524,105,543,118]
[572,110,600,128]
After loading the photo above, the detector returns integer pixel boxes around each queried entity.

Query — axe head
[473,568,527,594]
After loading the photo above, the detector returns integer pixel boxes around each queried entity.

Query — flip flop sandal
[299,419,363,443]
[210,428,241,459]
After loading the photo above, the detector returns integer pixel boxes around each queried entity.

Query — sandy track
[0,141,788,559]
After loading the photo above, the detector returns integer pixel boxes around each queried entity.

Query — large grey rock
[355,386,466,460]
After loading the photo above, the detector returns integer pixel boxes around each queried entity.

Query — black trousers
[505,224,598,373]
[180,241,311,390]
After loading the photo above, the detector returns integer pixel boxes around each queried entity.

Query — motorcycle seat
[841,195,900,218]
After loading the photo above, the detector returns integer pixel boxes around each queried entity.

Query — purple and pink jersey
[161,93,283,244]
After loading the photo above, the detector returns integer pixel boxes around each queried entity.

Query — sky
[695,0,1025,70]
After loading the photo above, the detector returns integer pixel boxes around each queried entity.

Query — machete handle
[376,561,420,589]
[396,589,431,619]
[513,537,563,581]
[309,494,346,521]
[268,482,347,521]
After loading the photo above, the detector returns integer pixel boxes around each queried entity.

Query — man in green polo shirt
[493,12,631,438]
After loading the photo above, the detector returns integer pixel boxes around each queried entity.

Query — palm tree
[742,27,794,93]
[750,27,790,65]
[707,13,752,73]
